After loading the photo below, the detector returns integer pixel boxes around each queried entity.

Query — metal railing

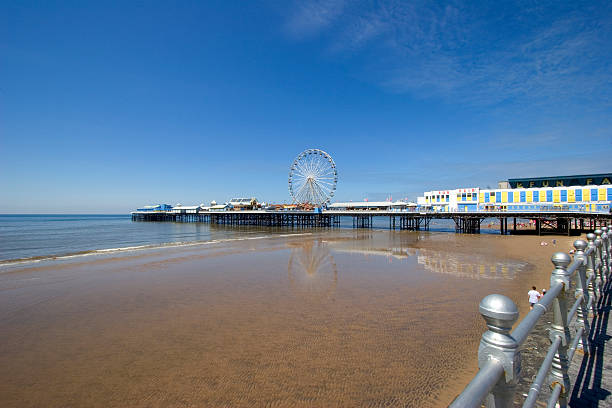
[449,225,612,408]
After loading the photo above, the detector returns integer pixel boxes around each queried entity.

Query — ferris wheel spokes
[288,148,337,206]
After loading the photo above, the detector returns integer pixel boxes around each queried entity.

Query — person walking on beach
[528,286,541,310]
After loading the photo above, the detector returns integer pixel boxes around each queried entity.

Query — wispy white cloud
[284,0,345,39]
[282,1,612,108]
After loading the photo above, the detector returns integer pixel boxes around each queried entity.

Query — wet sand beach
[0,230,573,407]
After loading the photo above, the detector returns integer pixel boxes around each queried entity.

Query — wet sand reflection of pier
[324,232,529,280]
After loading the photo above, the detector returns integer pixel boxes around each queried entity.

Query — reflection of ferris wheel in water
[288,240,338,298]
[288,149,338,205]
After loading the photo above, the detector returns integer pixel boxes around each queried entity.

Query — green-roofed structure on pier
[508,174,612,189]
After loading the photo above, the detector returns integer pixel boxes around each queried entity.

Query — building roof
[508,173,612,188]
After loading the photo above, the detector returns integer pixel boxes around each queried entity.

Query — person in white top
[528,286,541,310]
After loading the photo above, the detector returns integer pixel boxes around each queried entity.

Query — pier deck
[132,210,612,235]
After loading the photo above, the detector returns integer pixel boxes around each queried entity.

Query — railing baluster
[572,239,591,354]
[595,230,604,297]
[601,227,609,276]
[547,252,573,407]
[586,233,599,302]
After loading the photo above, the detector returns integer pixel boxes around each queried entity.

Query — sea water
[0,214,483,264]
[0,214,244,262]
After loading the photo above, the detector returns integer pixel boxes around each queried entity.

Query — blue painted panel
[561,189,567,202]
[496,192,501,202]
[462,203,478,212]
[576,190,582,201]
[608,188,612,201]
[485,194,490,203]
[520,192,526,202]
[546,190,553,201]
[508,192,514,202]
[533,191,539,201]
[591,188,598,201]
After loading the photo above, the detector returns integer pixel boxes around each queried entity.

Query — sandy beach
[0,230,574,407]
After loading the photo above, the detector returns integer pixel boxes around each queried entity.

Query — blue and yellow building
[419,174,612,213]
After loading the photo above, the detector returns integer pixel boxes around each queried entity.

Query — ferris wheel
[288,149,338,205]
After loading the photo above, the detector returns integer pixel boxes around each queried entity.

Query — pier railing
[449,225,611,408]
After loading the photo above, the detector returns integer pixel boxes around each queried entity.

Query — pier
[132,210,612,235]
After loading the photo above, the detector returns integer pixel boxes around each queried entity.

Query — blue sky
[1,1,611,213]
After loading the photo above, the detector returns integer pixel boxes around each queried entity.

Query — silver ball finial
[586,233,596,243]
[479,294,519,333]
[573,239,588,252]
[595,229,602,237]
[602,226,609,232]
[551,252,571,269]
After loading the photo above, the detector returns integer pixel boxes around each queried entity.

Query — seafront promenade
[451,228,612,407]
[567,281,612,407]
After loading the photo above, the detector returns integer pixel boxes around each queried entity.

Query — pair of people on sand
[528,286,547,309]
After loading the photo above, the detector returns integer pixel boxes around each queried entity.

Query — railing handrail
[449,225,612,408]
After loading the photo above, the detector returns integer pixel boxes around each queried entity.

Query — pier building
[136,204,173,212]
[170,205,204,214]
[328,201,417,211]
[508,173,611,188]
[418,184,611,213]
[228,198,259,210]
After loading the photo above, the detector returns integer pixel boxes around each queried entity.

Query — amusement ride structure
[288,148,338,206]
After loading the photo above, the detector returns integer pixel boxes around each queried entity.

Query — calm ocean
[0,214,262,263]
[0,214,466,264]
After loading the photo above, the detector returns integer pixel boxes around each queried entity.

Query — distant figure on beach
[528,286,541,310]
[542,288,547,297]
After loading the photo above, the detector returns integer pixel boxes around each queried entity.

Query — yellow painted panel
[502,192,508,203]
[479,193,485,203]
[599,188,606,201]
[583,188,590,201]
[540,190,546,202]
[568,189,575,203]
[553,190,560,203]
[526,191,533,202]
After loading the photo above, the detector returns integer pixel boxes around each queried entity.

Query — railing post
[586,233,598,305]
[608,224,612,252]
[573,240,591,354]
[478,294,520,408]
[595,230,604,294]
[548,252,573,407]
[601,227,612,285]
[608,224,612,284]
[601,227,609,277]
